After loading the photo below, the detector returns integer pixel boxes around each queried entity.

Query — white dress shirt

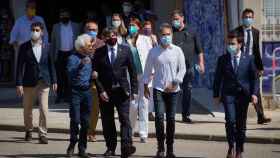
[60,22,74,51]
[107,44,118,63]
[243,27,253,55]
[231,50,242,69]
[9,15,48,45]
[31,41,42,63]
[143,44,186,92]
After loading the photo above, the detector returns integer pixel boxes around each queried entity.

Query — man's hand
[251,95,258,105]
[213,97,221,106]
[257,70,264,77]
[92,71,98,79]
[81,57,91,65]
[100,91,109,102]
[164,82,178,93]
[130,94,138,100]
[52,84,58,92]
[16,86,24,97]
[144,85,150,99]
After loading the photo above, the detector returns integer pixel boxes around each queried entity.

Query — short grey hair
[159,23,173,33]
[74,34,92,50]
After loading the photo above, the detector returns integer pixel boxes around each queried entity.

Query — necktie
[110,47,116,64]
[233,56,238,73]
[245,29,251,55]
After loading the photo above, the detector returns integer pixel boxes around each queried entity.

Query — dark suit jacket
[16,41,57,87]
[213,52,259,100]
[93,44,138,96]
[233,26,263,71]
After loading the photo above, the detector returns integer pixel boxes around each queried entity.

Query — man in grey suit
[51,8,80,103]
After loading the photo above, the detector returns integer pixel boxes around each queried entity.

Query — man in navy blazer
[16,22,57,144]
[213,32,258,158]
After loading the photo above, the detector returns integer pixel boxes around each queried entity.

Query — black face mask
[61,17,70,24]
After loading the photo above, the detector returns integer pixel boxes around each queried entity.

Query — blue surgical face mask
[227,44,237,55]
[87,31,97,39]
[172,20,181,29]
[129,26,138,35]
[242,18,254,27]
[160,35,172,46]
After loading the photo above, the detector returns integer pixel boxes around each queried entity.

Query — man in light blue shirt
[9,1,48,47]
[143,23,186,158]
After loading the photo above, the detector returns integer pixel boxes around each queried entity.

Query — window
[262,0,280,41]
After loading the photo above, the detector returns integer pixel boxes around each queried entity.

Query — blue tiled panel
[184,0,225,89]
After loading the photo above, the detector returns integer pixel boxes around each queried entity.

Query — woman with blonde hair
[111,13,127,44]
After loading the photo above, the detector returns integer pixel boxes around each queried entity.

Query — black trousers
[99,87,132,154]
[56,50,71,101]
[254,89,265,120]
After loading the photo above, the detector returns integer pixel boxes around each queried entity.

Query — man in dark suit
[213,32,259,158]
[233,8,271,124]
[16,22,57,144]
[93,27,138,158]
[51,8,80,103]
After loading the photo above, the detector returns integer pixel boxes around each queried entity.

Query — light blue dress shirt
[9,15,48,45]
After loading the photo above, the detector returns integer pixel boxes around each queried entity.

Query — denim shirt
[67,52,92,90]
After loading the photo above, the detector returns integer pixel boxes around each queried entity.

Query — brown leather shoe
[235,151,243,158]
[258,117,272,124]
[226,148,234,158]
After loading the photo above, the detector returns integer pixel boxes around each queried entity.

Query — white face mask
[112,20,121,28]
[31,31,41,41]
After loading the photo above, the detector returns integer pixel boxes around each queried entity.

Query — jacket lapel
[226,53,235,73]
[113,44,122,66]
[236,54,246,75]
[28,41,39,64]
[39,43,48,63]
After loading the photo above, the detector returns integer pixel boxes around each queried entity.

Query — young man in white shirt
[143,23,186,158]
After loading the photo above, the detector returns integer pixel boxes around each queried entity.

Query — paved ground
[0,104,279,144]
[0,87,280,144]
[0,130,279,158]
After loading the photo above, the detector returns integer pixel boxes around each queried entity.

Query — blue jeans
[153,89,179,152]
[222,95,250,152]
[69,88,92,152]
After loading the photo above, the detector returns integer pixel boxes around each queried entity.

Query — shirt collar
[31,40,42,47]
[243,26,252,31]
[231,50,242,59]
[60,21,72,26]
[107,44,118,52]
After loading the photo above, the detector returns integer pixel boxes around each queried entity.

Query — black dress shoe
[78,151,89,158]
[66,144,75,157]
[166,152,176,158]
[103,150,115,157]
[258,117,271,124]
[149,112,155,121]
[155,151,165,158]
[182,117,192,124]
[39,136,48,144]
[122,145,136,157]
[25,131,32,141]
